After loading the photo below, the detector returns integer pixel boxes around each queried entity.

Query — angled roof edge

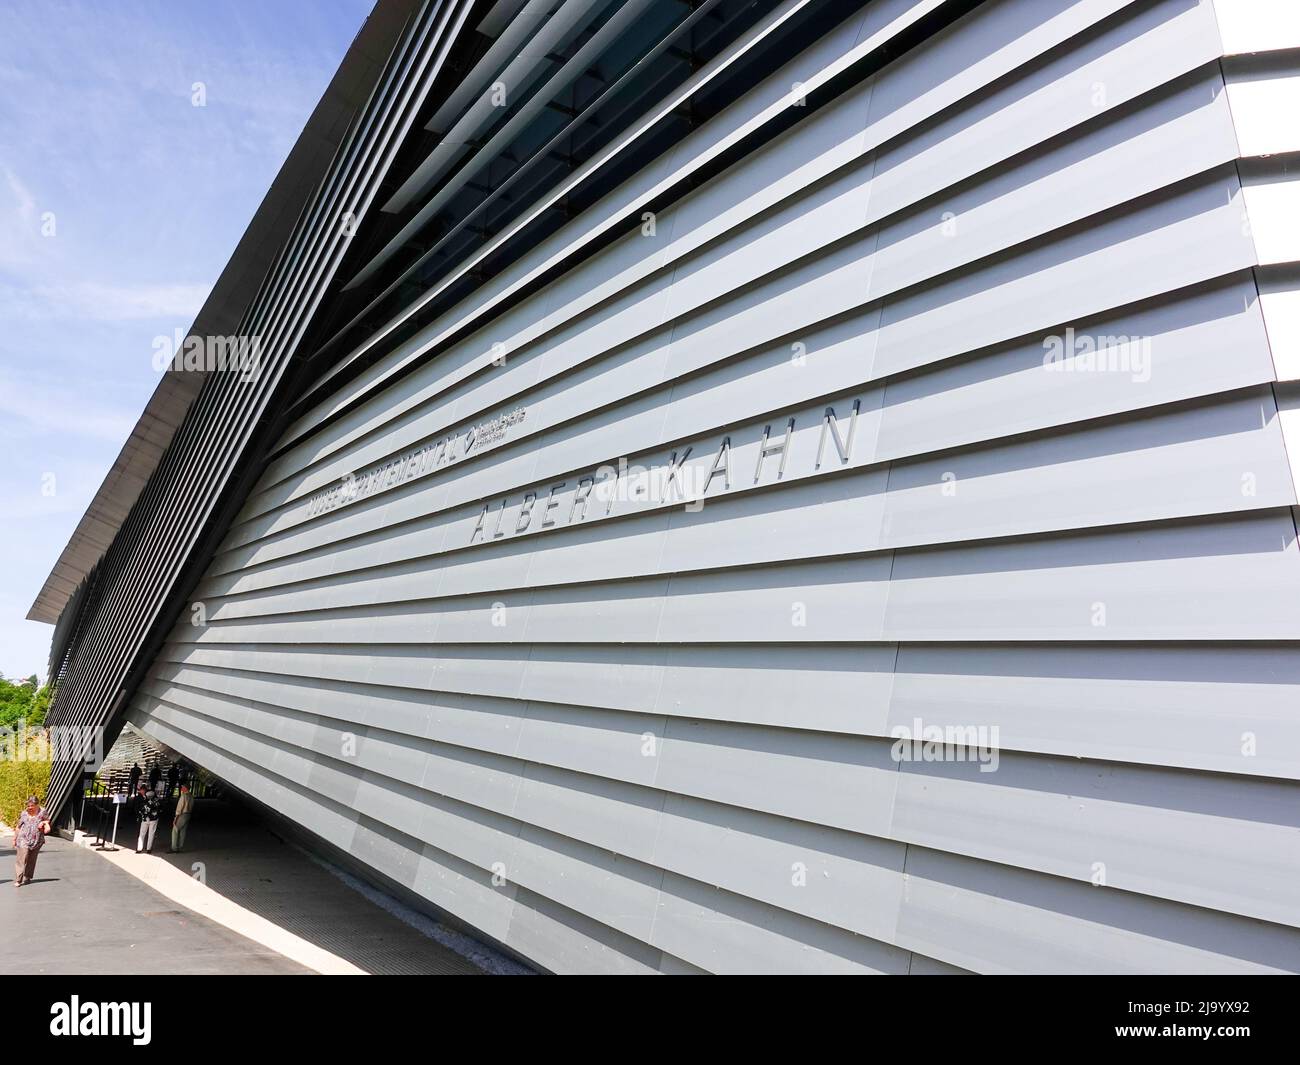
[27,0,422,626]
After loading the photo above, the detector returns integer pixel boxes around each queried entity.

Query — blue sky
[0,0,373,681]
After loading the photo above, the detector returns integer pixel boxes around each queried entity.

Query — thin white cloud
[0,166,42,270]
[3,167,35,218]
[0,280,210,321]
[0,370,137,442]
[2,487,99,521]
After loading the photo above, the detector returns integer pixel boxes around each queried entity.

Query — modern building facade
[33,0,1300,973]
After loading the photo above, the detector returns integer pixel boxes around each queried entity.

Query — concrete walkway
[1,832,308,974]
[3,801,499,974]
[68,800,490,974]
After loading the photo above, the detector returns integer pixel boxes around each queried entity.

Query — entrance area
[45,724,521,975]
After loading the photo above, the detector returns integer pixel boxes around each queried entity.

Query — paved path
[2,801,501,974]
[1,833,308,974]
[84,800,490,974]
[1,806,501,977]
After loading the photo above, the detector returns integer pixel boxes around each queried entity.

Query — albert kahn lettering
[469,400,860,544]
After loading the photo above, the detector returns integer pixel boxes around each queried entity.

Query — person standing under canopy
[136,787,162,854]
[171,784,194,853]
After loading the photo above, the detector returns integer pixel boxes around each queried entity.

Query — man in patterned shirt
[13,795,51,887]
[136,786,162,854]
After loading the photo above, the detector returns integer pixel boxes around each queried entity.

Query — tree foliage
[0,675,51,730]
[0,677,53,826]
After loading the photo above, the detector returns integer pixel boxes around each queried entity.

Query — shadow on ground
[1,833,308,975]
[153,798,484,975]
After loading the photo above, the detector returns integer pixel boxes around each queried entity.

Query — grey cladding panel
[125,0,1300,973]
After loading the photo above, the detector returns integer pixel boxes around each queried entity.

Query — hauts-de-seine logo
[304,405,526,518]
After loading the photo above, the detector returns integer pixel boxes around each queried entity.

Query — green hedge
[0,679,54,828]
[0,742,51,829]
